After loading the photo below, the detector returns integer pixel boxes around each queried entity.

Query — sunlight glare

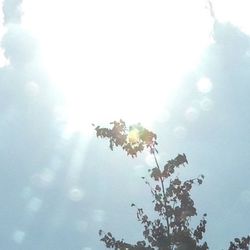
[127,128,140,144]
[211,0,250,35]
[197,77,213,93]
[21,0,213,135]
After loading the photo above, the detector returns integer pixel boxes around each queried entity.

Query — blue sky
[0,0,250,249]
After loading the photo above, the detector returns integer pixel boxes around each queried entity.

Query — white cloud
[212,0,250,35]
[12,230,26,244]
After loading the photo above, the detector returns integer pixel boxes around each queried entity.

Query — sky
[0,0,250,249]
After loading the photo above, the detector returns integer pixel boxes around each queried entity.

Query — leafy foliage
[94,119,157,157]
[229,236,250,250]
[94,120,250,250]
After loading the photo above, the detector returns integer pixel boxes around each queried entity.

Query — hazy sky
[0,0,250,249]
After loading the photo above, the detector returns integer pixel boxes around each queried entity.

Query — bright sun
[21,0,213,135]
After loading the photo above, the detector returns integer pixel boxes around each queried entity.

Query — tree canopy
[94,120,249,250]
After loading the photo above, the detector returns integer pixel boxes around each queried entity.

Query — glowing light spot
[69,187,85,202]
[93,209,105,223]
[185,107,199,122]
[127,128,140,144]
[13,230,26,244]
[200,97,213,111]
[246,50,250,57]
[27,197,42,212]
[197,77,213,93]
[174,126,187,139]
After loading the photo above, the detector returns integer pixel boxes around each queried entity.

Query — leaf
[198,179,203,185]
[172,178,181,186]
[175,153,188,165]
[150,167,162,181]
[234,238,240,243]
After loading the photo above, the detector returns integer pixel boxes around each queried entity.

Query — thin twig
[152,148,170,237]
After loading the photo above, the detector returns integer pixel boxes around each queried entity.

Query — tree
[94,120,249,250]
